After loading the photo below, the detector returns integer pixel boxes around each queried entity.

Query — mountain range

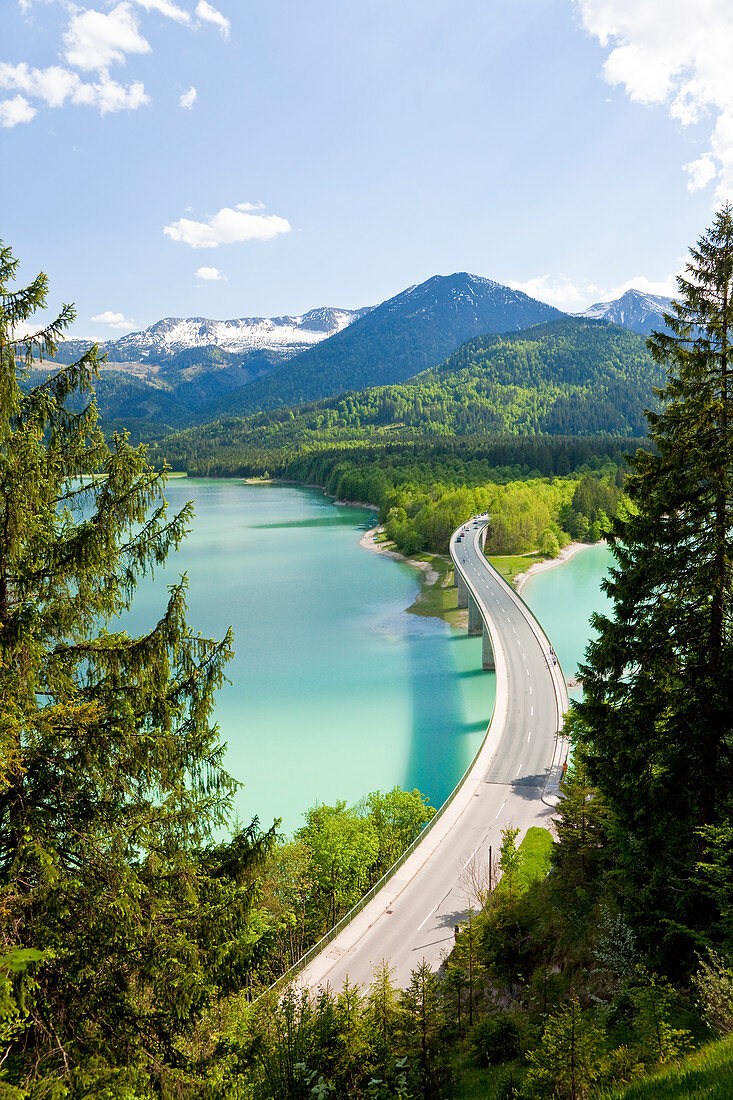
[203,273,565,419]
[46,276,674,435]
[157,316,662,468]
[55,306,370,368]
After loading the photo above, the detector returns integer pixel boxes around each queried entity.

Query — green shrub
[470,1014,521,1066]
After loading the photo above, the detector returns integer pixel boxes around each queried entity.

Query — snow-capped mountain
[108,306,370,362]
[211,272,565,417]
[381,272,551,327]
[576,289,672,336]
[55,305,371,368]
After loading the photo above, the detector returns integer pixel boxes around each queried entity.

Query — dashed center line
[462,844,481,869]
[416,887,452,932]
[494,798,507,819]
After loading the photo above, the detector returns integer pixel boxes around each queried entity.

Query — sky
[2,0,732,340]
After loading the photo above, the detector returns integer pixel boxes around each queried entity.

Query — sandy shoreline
[358,524,439,585]
[360,525,601,595]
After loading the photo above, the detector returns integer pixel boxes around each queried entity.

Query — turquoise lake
[121,479,613,833]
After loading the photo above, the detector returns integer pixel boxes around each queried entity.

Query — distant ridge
[576,288,673,335]
[202,272,565,419]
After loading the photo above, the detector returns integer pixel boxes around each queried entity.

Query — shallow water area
[119,479,494,833]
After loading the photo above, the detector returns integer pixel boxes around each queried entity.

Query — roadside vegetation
[486,554,545,588]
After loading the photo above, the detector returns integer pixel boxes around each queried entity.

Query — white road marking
[462,844,480,869]
[527,730,532,743]
[494,798,507,819]
[416,905,438,932]
[516,762,523,776]
[531,706,534,716]
[417,887,453,932]
[529,685,533,694]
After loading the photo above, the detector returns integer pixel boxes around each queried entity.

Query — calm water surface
[521,542,615,700]
[121,479,493,832]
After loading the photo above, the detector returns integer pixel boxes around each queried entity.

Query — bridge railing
[455,523,571,802]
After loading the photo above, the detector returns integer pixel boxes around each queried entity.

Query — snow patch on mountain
[112,306,369,360]
[385,272,556,326]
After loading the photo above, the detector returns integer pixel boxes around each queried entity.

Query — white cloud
[196,265,225,280]
[0,62,149,116]
[684,153,718,193]
[9,0,231,126]
[0,94,37,128]
[73,75,148,114]
[508,274,602,311]
[164,203,291,248]
[574,0,733,198]
[63,2,151,72]
[179,84,197,108]
[509,270,681,310]
[91,310,136,329]
[133,0,191,24]
[0,63,80,108]
[195,0,229,37]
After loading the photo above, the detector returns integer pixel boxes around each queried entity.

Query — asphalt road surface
[296,518,567,993]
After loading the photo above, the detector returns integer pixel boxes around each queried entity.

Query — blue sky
[2,0,732,339]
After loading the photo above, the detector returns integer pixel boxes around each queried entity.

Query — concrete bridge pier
[468,594,483,636]
[482,624,495,670]
[456,573,468,609]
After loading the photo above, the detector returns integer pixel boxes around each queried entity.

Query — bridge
[292,517,569,992]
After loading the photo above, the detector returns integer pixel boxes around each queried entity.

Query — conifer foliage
[574,205,733,966]
[0,244,270,1093]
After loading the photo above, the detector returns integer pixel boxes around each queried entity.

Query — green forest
[3,207,733,1099]
[151,435,631,558]
[149,318,661,451]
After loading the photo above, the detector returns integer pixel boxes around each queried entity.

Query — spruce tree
[0,244,270,1092]
[574,204,733,967]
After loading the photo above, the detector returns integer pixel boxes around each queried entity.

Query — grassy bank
[405,553,464,624]
[387,545,550,625]
[486,552,545,587]
[602,1033,733,1099]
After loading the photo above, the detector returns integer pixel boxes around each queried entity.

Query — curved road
[296,518,568,992]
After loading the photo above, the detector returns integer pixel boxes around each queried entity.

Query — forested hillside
[198,273,564,418]
[152,317,661,460]
[150,432,632,556]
